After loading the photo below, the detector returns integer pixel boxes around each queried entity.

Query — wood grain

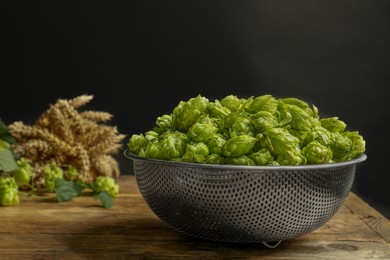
[344,193,390,243]
[0,175,389,259]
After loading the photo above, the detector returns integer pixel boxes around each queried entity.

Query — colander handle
[261,241,282,249]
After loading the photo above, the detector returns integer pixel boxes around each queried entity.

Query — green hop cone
[284,104,316,131]
[172,95,209,132]
[224,112,253,137]
[154,114,173,133]
[302,141,333,164]
[262,128,300,156]
[277,150,307,165]
[207,134,227,155]
[127,94,366,165]
[220,95,244,112]
[0,177,19,206]
[145,130,159,142]
[343,131,366,159]
[92,176,119,197]
[205,154,225,164]
[305,126,332,146]
[320,117,347,133]
[249,148,274,166]
[280,97,317,117]
[244,95,279,114]
[12,158,31,186]
[159,131,189,159]
[128,134,148,154]
[289,129,309,147]
[64,165,79,181]
[329,132,353,161]
[251,111,279,133]
[143,140,163,159]
[225,155,256,166]
[182,142,209,163]
[188,122,218,142]
[43,162,64,192]
[276,104,293,126]
[0,139,11,149]
[207,100,231,119]
[222,135,257,157]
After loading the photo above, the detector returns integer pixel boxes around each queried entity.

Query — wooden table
[1,175,389,259]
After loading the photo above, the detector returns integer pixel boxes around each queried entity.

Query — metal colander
[125,150,367,246]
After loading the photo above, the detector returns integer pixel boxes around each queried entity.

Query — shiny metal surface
[125,151,367,243]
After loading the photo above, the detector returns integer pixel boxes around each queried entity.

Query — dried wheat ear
[9,94,126,186]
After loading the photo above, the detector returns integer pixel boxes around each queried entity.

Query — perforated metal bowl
[125,150,367,245]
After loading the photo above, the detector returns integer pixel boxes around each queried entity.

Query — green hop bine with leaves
[0,117,120,208]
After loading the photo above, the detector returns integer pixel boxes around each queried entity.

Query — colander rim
[124,149,367,171]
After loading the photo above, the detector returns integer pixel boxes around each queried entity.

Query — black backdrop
[2,1,389,217]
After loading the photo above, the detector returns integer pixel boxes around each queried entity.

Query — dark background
[2,1,389,217]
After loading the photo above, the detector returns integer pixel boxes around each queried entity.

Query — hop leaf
[54,178,83,202]
[0,149,19,173]
[93,190,113,208]
[0,119,15,144]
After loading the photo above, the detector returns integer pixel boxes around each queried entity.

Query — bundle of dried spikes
[8,94,126,186]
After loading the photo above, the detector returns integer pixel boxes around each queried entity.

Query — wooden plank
[0,202,384,242]
[344,192,390,242]
[0,175,389,259]
[1,233,390,259]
